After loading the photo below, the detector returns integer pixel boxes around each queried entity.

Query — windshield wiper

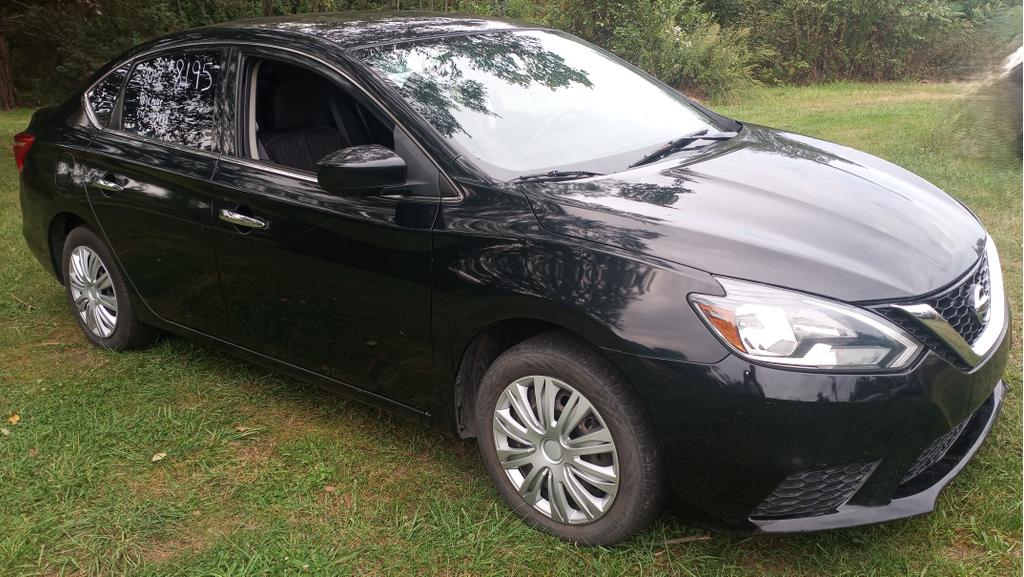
[510,170,605,183]
[629,129,738,168]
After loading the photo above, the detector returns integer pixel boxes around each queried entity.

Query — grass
[0,81,1020,576]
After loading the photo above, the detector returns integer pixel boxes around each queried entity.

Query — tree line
[1,0,1020,109]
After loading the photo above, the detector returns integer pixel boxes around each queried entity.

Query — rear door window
[85,63,130,128]
[120,51,223,150]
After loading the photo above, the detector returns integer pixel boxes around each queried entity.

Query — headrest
[264,76,324,132]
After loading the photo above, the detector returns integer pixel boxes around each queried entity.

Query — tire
[62,226,157,350]
[475,331,665,545]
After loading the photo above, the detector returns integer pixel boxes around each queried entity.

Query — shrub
[731,0,1014,83]
[633,6,770,99]
[547,0,765,99]
[4,0,1020,107]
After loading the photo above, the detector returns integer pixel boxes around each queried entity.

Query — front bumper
[752,380,1003,532]
[602,304,1010,531]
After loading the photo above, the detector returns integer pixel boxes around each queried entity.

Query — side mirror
[316,145,406,196]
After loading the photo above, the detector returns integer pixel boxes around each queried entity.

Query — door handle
[91,176,124,193]
[219,208,267,230]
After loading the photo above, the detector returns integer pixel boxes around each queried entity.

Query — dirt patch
[39,565,87,577]
[227,437,279,486]
[943,539,985,562]
[787,87,971,113]
[864,90,967,103]
[125,467,171,500]
[0,320,106,382]
[139,510,240,565]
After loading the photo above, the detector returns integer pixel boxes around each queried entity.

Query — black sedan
[14,13,1009,545]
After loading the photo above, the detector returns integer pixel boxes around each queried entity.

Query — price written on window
[174,59,215,92]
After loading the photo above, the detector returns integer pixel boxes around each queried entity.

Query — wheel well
[454,319,597,439]
[48,212,88,284]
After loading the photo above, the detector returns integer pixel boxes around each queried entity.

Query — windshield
[354,30,721,180]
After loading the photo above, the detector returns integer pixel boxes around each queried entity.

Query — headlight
[690,278,922,370]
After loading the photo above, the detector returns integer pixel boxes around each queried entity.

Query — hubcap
[492,376,619,524]
[67,246,118,338]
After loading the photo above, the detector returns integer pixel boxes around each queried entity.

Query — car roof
[200,11,542,51]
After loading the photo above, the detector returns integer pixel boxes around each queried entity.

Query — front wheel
[475,331,665,545]
[62,226,157,350]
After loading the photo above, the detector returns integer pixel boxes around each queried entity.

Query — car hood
[520,125,986,302]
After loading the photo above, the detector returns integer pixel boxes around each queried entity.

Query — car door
[81,48,229,336]
[210,52,441,409]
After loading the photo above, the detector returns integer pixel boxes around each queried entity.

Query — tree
[1,0,105,110]
[0,31,14,109]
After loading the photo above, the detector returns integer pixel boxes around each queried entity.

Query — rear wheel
[475,331,665,545]
[62,226,157,350]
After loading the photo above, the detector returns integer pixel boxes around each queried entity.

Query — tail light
[13,132,35,173]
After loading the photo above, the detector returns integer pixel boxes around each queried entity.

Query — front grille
[750,462,876,519]
[900,417,970,484]
[928,256,990,343]
[880,309,967,369]
[877,255,990,370]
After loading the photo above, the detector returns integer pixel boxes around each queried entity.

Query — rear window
[85,64,130,128]
[120,51,222,150]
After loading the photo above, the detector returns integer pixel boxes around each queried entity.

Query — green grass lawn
[0,81,1020,577]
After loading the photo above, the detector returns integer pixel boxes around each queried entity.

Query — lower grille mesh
[900,418,970,484]
[751,462,876,519]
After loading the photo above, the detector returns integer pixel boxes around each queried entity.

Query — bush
[625,6,769,99]
[4,0,1020,107]
[731,0,1018,83]
[548,0,765,99]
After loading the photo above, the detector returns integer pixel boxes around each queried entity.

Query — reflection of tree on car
[357,29,720,181]
[360,32,592,138]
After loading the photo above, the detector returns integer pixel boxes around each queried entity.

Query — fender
[430,181,731,433]
[434,181,730,366]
